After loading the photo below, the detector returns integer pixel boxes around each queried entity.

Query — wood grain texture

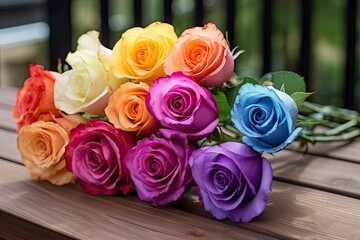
[0,210,75,240]
[290,140,360,163]
[0,129,21,163]
[0,109,17,131]
[266,150,360,198]
[0,87,16,108]
[176,184,360,240]
[0,160,274,240]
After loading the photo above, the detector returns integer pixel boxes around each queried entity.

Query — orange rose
[105,82,159,136]
[17,114,87,185]
[164,23,235,87]
[13,64,61,130]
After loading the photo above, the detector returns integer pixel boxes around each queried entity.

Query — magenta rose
[125,128,195,206]
[146,72,219,141]
[65,119,137,195]
[190,142,272,222]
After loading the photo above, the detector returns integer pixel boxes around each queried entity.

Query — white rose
[54,31,126,115]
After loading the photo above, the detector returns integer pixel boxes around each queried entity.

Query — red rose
[13,64,61,130]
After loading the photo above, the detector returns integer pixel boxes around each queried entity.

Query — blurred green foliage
[36,0,360,110]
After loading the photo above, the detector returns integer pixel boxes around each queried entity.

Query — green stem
[300,129,360,143]
[324,118,358,136]
[301,101,360,124]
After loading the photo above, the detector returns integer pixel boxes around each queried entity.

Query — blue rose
[230,83,302,153]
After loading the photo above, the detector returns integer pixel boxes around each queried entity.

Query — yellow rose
[105,82,159,136]
[55,31,127,115]
[17,121,75,185]
[110,22,177,85]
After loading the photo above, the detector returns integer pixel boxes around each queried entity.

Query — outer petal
[243,127,302,153]
[201,157,273,222]
[146,22,178,43]
[201,49,234,87]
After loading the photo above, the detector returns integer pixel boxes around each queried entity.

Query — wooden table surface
[1,87,359,240]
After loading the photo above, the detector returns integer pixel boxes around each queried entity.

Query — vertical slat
[226,0,235,48]
[344,0,357,109]
[164,0,173,24]
[195,0,204,26]
[47,0,71,71]
[100,0,109,47]
[262,0,272,75]
[133,0,142,26]
[299,0,313,87]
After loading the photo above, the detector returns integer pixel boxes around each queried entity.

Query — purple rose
[190,142,272,222]
[65,119,137,195]
[146,72,219,141]
[125,128,195,206]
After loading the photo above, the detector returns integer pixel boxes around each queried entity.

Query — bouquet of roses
[12,22,359,223]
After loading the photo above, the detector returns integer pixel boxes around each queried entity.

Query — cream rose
[110,22,177,85]
[54,31,127,115]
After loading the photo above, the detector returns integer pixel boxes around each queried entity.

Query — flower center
[146,158,159,174]
[172,96,183,110]
[214,171,228,189]
[253,108,266,122]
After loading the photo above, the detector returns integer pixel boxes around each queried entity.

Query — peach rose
[105,82,159,136]
[13,64,61,130]
[17,114,87,185]
[164,23,234,87]
[110,22,177,85]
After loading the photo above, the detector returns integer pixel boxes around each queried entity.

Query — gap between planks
[0,159,273,240]
[1,159,360,240]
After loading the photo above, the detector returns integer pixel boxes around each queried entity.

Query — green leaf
[271,71,306,95]
[214,92,231,122]
[224,85,240,108]
[82,113,108,121]
[290,92,314,108]
[242,76,259,85]
[224,76,259,108]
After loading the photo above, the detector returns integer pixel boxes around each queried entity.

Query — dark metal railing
[46,0,358,110]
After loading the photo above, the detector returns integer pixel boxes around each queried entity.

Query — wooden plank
[290,140,360,163]
[0,160,274,240]
[0,128,20,163]
[0,87,17,108]
[0,210,74,240]
[267,150,360,199]
[0,108,17,131]
[176,183,360,240]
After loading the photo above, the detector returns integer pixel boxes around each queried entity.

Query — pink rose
[125,129,194,206]
[146,72,219,141]
[164,23,234,87]
[65,119,137,195]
